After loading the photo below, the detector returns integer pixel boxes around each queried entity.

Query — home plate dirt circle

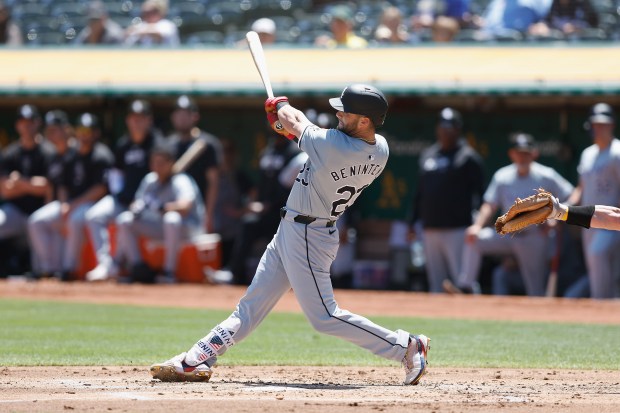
[2,280,620,412]
[2,366,620,413]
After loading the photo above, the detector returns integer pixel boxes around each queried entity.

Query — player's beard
[336,117,360,136]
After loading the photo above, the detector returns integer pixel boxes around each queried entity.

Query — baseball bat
[172,133,208,174]
[246,31,274,98]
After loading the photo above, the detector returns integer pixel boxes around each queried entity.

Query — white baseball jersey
[286,125,389,219]
[484,161,574,213]
[577,138,620,206]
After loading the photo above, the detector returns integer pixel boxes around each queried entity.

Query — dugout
[0,45,618,290]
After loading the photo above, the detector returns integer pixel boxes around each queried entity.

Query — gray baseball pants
[422,227,466,293]
[458,226,550,296]
[184,214,411,367]
[115,210,194,273]
[0,203,29,239]
[581,228,620,299]
[27,201,93,273]
[85,195,125,270]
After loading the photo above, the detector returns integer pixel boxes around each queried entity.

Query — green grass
[1,299,618,369]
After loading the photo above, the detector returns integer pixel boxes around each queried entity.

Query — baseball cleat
[402,335,430,385]
[150,352,212,382]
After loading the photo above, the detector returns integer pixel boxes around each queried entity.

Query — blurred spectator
[0,0,22,46]
[125,0,179,47]
[530,0,599,38]
[0,105,52,275]
[432,16,461,41]
[374,6,410,44]
[481,0,553,38]
[445,133,573,296]
[315,4,367,49]
[85,100,164,282]
[251,18,276,45]
[211,139,256,266]
[166,95,222,233]
[29,111,114,281]
[236,18,276,48]
[74,1,124,45]
[412,0,473,30]
[116,145,204,284]
[567,103,620,299]
[410,108,485,293]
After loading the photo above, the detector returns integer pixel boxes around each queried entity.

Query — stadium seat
[184,30,225,45]
[205,2,245,27]
[11,2,50,28]
[572,27,608,41]
[24,26,67,45]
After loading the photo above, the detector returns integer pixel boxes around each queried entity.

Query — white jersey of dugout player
[578,138,620,206]
[485,161,574,213]
[286,124,389,219]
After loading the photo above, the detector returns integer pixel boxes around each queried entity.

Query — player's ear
[359,116,371,129]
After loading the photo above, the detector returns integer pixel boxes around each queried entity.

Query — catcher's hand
[495,188,557,235]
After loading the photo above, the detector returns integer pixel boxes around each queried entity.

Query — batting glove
[265,96,290,113]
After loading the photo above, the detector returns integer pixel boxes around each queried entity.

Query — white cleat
[85,264,116,282]
[402,335,430,385]
[150,352,212,382]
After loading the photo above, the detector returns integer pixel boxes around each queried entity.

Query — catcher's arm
[550,200,620,230]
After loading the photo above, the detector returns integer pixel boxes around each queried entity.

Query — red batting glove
[266,112,296,140]
[265,96,290,113]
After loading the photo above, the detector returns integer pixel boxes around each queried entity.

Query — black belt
[280,207,335,227]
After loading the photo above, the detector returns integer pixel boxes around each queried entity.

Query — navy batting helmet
[329,84,388,126]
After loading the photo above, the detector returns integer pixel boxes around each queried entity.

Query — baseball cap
[128,99,152,115]
[174,95,198,112]
[329,84,388,126]
[438,107,463,129]
[588,102,615,124]
[45,110,69,126]
[87,0,106,19]
[509,133,536,152]
[17,104,40,120]
[330,5,353,22]
[76,112,99,129]
[151,143,177,161]
[251,18,276,35]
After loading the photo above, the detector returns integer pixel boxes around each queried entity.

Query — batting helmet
[329,84,388,126]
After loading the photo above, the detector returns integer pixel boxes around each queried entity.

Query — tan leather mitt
[495,188,553,235]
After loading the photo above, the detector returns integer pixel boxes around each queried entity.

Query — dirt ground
[2,279,620,413]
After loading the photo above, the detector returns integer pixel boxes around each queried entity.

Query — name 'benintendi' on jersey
[286,124,389,220]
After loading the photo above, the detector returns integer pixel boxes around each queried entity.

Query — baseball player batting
[150,84,430,385]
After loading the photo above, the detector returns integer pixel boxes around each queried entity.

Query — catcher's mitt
[495,188,554,235]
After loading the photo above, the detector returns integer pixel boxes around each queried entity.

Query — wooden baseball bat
[246,31,274,98]
[172,131,208,174]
